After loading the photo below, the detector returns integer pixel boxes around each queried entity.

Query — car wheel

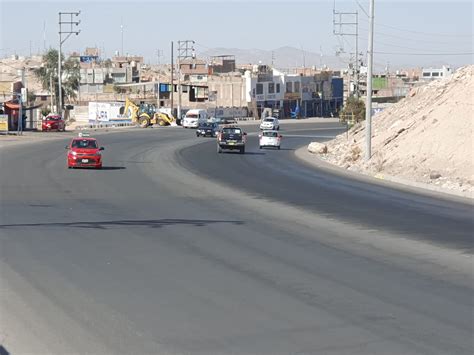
[259,146,262,149]
[240,147,245,154]
[278,146,281,150]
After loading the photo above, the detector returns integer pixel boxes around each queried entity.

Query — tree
[33,49,80,109]
[340,96,365,123]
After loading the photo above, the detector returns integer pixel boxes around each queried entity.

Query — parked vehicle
[66,133,104,169]
[182,109,208,128]
[42,114,65,131]
[217,126,247,154]
[196,122,218,137]
[259,130,282,149]
[259,117,280,130]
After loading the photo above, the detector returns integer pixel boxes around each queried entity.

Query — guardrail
[234,117,258,121]
[73,117,258,130]
[74,122,137,130]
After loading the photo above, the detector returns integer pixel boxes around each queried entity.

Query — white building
[421,66,452,80]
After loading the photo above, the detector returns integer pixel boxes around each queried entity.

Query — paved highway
[0,122,472,354]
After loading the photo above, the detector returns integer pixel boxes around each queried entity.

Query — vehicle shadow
[222,151,265,155]
[100,166,127,170]
[0,218,244,230]
[0,345,10,355]
[70,166,126,170]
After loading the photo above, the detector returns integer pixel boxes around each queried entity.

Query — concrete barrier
[234,117,258,121]
[75,122,137,130]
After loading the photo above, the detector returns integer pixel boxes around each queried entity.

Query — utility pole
[333,3,360,98]
[58,10,81,115]
[365,0,375,161]
[120,18,124,56]
[176,40,195,121]
[43,20,47,52]
[50,72,54,111]
[17,93,23,135]
[156,49,163,65]
[170,41,174,116]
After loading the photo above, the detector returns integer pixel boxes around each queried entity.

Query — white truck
[182,109,208,128]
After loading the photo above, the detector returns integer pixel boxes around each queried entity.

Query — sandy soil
[310,65,473,195]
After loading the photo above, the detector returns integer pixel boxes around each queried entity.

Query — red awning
[4,101,42,110]
[4,101,19,109]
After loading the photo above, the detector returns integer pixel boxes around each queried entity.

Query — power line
[374,51,473,56]
[359,16,473,38]
[359,26,472,46]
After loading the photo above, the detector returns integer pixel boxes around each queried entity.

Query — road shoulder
[294,145,473,202]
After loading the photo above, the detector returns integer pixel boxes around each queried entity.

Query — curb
[294,146,473,202]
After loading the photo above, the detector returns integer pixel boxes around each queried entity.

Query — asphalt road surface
[1,121,472,355]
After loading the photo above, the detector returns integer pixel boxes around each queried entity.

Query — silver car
[259,117,280,130]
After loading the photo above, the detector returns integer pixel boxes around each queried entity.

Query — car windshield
[199,123,212,128]
[186,113,199,118]
[46,116,61,121]
[72,139,98,149]
[223,128,242,134]
[263,131,278,137]
[264,118,275,122]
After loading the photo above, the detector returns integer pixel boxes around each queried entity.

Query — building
[77,51,144,98]
[207,73,246,108]
[421,66,452,81]
[244,64,343,118]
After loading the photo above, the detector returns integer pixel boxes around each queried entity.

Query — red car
[42,114,66,131]
[66,135,104,169]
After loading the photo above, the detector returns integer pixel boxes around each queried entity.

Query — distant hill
[200,46,346,71]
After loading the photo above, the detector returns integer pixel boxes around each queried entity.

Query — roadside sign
[21,88,28,103]
[0,114,8,132]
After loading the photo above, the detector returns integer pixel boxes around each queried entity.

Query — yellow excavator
[120,98,176,128]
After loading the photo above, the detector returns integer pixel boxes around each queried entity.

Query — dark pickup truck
[217,126,247,154]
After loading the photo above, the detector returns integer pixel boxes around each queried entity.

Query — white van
[182,109,208,128]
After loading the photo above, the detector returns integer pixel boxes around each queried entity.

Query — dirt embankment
[310,65,473,195]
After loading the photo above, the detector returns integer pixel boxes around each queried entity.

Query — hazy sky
[1,0,472,70]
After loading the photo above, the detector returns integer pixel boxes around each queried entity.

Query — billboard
[88,102,130,123]
[80,56,98,63]
[0,114,8,132]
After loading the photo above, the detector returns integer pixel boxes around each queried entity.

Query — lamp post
[365,0,375,161]
[58,11,81,115]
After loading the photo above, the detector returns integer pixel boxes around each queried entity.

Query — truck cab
[182,109,208,128]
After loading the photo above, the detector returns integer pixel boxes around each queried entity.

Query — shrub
[341,97,366,123]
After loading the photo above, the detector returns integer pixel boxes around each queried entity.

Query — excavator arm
[120,98,140,123]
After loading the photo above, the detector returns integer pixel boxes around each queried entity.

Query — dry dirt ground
[309,65,473,196]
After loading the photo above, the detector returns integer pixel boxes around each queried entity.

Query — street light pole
[170,41,174,116]
[58,11,81,115]
[365,0,375,161]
